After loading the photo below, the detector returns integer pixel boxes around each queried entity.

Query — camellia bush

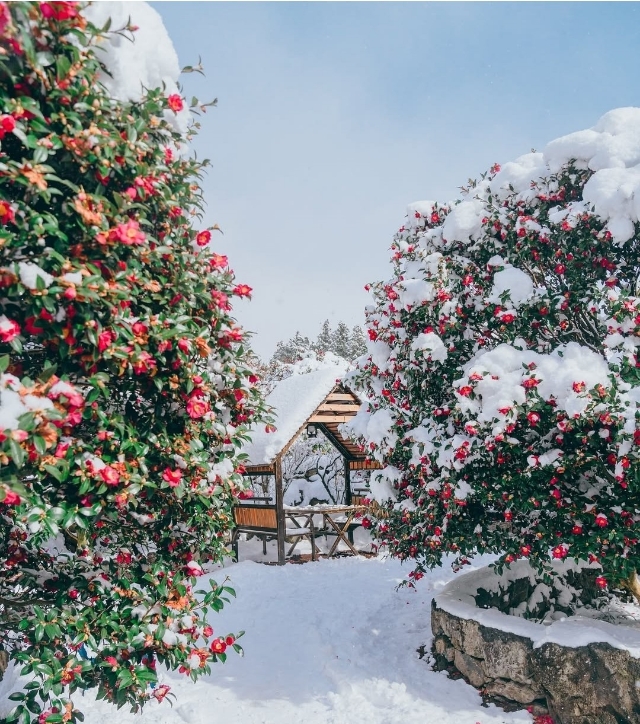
[0,3,267,723]
[348,107,640,598]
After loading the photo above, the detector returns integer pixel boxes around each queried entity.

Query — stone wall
[431,600,640,724]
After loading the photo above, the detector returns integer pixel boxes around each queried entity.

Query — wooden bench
[231,501,316,560]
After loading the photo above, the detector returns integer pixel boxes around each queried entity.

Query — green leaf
[9,439,25,469]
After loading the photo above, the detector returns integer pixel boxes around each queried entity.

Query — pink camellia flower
[196,230,211,247]
[132,321,148,336]
[40,1,80,21]
[167,94,184,112]
[54,441,70,458]
[104,656,118,669]
[186,560,204,576]
[186,398,209,419]
[132,351,156,375]
[210,253,228,269]
[552,544,568,559]
[233,284,252,298]
[210,637,227,654]
[177,338,191,354]
[97,330,116,353]
[112,219,146,246]
[0,115,16,141]
[527,412,540,425]
[153,684,171,703]
[0,316,20,343]
[2,488,21,505]
[0,3,10,35]
[162,467,182,487]
[100,465,120,487]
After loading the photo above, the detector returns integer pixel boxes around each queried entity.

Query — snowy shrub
[0,3,267,722]
[348,107,640,598]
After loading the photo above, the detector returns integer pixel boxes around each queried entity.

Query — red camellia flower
[233,284,252,297]
[186,398,209,419]
[520,545,531,557]
[595,513,608,528]
[167,94,184,112]
[457,386,473,397]
[527,412,540,425]
[196,230,211,247]
[178,338,191,353]
[572,381,586,393]
[97,330,116,353]
[210,637,227,654]
[572,524,583,535]
[2,488,21,505]
[100,465,120,487]
[595,576,608,589]
[40,1,80,21]
[552,544,568,559]
[162,467,182,488]
[210,253,228,269]
[0,317,20,343]
[0,200,16,225]
[0,3,10,35]
[132,352,156,375]
[112,219,146,246]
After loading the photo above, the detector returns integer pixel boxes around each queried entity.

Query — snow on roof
[242,366,348,465]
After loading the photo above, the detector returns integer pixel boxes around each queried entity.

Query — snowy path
[35,555,532,724]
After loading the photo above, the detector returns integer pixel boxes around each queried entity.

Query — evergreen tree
[349,325,367,360]
[314,319,333,355]
[272,331,313,364]
[331,321,351,360]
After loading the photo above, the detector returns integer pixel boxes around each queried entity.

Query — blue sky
[153,1,640,359]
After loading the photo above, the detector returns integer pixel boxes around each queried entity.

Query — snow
[17,261,53,290]
[241,359,349,465]
[82,2,190,132]
[436,560,640,658]
[487,266,535,308]
[441,196,485,244]
[457,342,611,425]
[0,554,531,724]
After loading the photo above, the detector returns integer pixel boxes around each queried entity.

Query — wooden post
[274,456,286,565]
[344,458,355,545]
[344,458,352,505]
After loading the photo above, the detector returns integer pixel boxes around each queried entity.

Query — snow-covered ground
[0,549,534,724]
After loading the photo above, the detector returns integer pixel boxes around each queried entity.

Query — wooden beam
[349,459,383,470]
[308,414,355,423]
[316,404,361,413]
[326,393,357,402]
[243,464,275,475]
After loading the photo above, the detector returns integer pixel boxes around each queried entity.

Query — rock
[453,649,486,688]
[483,678,542,704]
[481,628,535,684]
[531,642,640,724]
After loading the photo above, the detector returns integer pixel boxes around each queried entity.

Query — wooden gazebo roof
[242,378,381,475]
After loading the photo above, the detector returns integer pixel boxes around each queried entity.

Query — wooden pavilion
[238,368,381,564]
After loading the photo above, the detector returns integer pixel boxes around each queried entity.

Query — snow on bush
[347,107,640,596]
[0,3,267,723]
